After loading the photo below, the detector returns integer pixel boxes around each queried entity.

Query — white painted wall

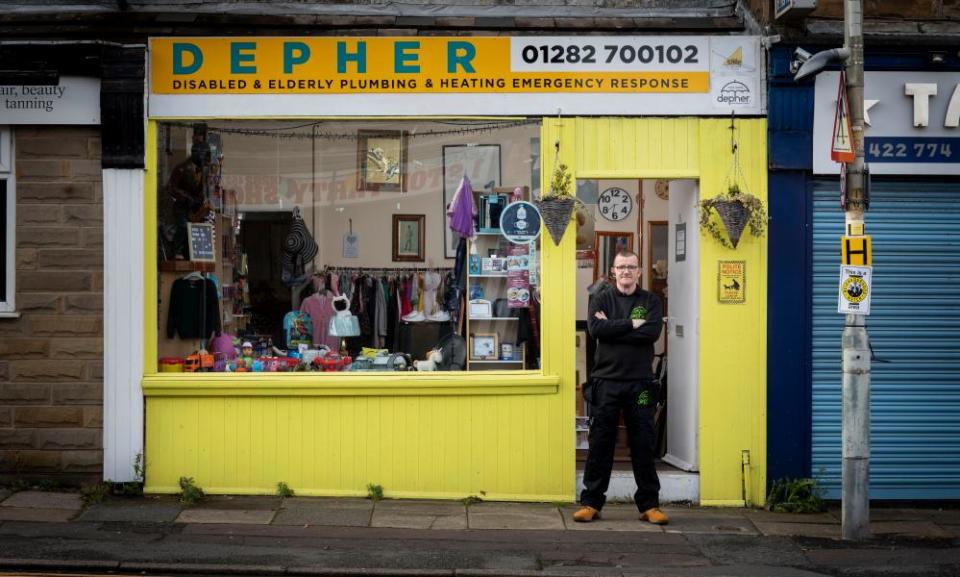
[664,179,699,472]
[103,168,145,482]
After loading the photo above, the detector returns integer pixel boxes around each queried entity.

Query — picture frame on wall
[392,214,425,262]
[357,130,407,192]
[442,144,501,258]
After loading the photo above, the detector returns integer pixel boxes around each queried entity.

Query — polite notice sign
[717,260,746,304]
[838,265,872,315]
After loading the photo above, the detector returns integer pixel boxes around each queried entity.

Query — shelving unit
[159,260,215,273]
[464,186,530,371]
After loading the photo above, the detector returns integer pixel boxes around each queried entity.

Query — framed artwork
[468,299,492,319]
[392,214,425,262]
[442,144,501,258]
[594,231,634,282]
[357,130,407,192]
[470,333,499,360]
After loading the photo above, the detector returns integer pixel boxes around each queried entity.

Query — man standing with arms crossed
[574,250,668,525]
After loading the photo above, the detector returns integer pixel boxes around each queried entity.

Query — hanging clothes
[374,277,388,348]
[386,276,400,351]
[400,275,413,317]
[300,293,339,350]
[282,308,314,349]
[167,275,221,339]
[447,174,476,240]
[422,270,441,317]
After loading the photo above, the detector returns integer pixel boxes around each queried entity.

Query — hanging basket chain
[537,136,581,246]
[700,116,767,249]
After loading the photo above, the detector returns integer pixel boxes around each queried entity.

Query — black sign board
[187,223,216,262]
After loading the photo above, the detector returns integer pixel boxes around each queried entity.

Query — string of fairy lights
[163,119,541,141]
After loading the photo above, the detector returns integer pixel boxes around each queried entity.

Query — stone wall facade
[808,0,960,21]
[0,126,103,481]
[749,0,960,26]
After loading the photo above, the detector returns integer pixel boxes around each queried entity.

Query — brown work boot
[640,507,669,525]
[573,505,601,522]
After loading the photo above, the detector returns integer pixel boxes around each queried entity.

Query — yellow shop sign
[150,37,712,95]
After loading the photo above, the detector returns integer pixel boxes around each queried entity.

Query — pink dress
[299,293,339,350]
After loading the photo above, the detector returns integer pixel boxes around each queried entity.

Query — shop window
[0,127,14,313]
[156,120,542,374]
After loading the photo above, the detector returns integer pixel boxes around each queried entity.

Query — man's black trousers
[579,378,660,512]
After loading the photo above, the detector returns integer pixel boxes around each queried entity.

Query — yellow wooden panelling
[696,119,768,506]
[145,394,570,500]
[142,372,559,396]
[543,116,767,506]
[144,121,159,374]
[144,116,766,505]
[145,117,572,501]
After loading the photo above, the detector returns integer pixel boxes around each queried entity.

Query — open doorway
[574,178,699,502]
[240,211,293,348]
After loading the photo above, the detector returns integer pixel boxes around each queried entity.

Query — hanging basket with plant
[700,124,768,250]
[699,184,767,249]
[537,161,580,246]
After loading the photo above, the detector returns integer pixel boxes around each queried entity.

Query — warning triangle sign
[832,71,855,163]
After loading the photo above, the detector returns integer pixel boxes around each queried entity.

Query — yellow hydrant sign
[838,265,872,315]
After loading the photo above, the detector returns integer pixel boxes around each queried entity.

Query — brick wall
[0,126,103,481]
[810,0,958,20]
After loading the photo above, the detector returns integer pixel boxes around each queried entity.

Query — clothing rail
[319,266,453,274]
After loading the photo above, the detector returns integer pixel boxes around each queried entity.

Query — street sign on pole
[832,71,855,163]
[838,265,872,315]
[841,235,872,266]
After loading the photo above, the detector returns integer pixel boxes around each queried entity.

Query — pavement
[0,489,958,576]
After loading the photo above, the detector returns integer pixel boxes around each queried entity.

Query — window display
[156,120,541,373]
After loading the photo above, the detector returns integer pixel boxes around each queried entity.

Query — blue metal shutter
[812,180,960,499]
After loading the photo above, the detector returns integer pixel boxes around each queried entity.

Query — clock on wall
[597,187,633,222]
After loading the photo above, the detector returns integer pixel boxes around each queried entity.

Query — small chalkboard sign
[187,223,216,262]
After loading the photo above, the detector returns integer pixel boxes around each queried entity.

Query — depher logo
[717,80,751,105]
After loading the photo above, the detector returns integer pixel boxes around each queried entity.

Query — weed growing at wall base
[276,481,295,498]
[366,483,384,501]
[178,477,205,506]
[767,477,826,514]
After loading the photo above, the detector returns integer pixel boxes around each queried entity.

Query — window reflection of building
[156,120,542,373]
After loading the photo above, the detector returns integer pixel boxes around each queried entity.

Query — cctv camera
[792,47,850,81]
[789,47,812,74]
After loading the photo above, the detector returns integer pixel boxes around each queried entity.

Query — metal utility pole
[840,0,871,542]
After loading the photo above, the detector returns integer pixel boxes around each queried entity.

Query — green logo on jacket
[630,306,648,320]
[637,390,651,407]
